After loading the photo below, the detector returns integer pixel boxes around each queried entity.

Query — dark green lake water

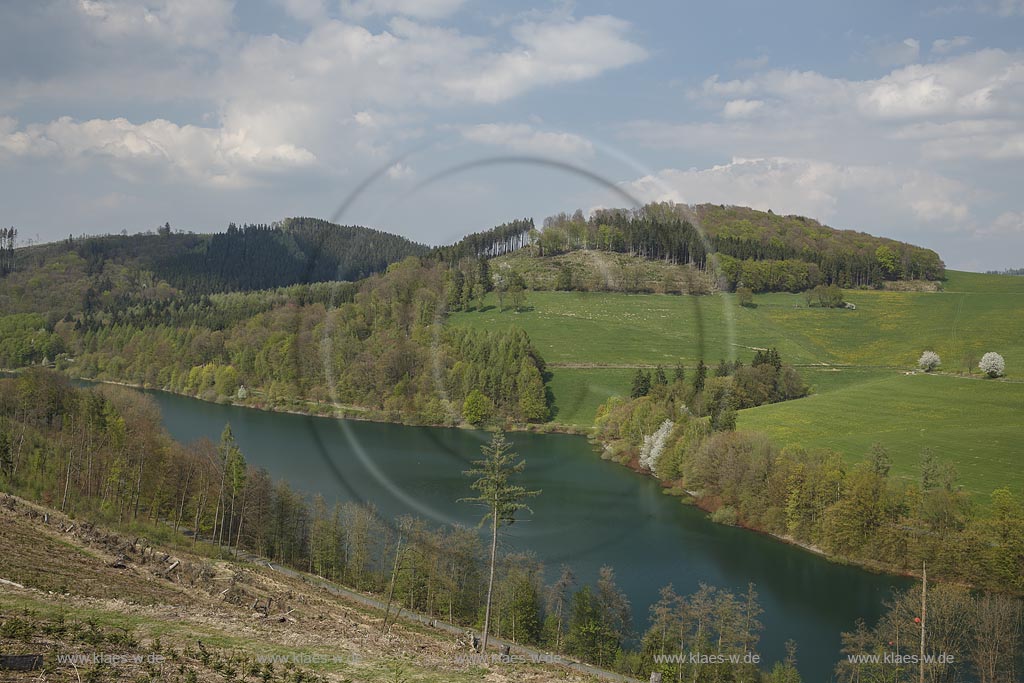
[141,388,910,681]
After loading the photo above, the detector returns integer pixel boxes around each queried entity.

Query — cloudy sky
[2,0,1023,270]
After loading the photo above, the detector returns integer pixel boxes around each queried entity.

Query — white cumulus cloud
[976,211,1024,235]
[0,116,316,187]
[76,0,234,48]
[444,16,648,104]
[722,99,764,119]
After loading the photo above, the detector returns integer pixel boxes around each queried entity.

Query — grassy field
[451,271,1024,372]
[449,269,1024,494]
[737,373,1024,497]
[546,367,635,426]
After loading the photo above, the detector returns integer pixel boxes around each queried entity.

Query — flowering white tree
[979,352,1006,378]
[918,351,941,372]
[639,419,674,475]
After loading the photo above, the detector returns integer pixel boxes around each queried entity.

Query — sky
[1,1,1023,271]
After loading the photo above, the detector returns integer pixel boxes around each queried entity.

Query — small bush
[711,505,738,526]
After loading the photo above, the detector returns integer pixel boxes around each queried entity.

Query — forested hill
[85,218,430,292]
[696,204,945,286]
[2,202,947,316]
[117,218,432,292]
[532,203,945,292]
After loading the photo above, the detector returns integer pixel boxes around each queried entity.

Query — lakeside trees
[0,370,814,681]
[6,369,1024,682]
[641,583,769,682]
[836,584,1023,683]
[608,350,807,449]
[46,258,549,426]
[594,373,1024,594]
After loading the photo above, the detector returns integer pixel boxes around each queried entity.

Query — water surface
[144,388,910,680]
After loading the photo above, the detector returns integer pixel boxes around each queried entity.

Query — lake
[140,387,910,681]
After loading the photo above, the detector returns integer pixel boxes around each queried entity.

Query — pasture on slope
[453,271,1023,366]
[448,270,1024,495]
[737,373,1024,497]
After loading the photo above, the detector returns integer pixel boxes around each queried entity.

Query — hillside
[2,205,1017,496]
[0,201,945,320]
[0,493,606,683]
[737,373,1024,497]
[448,270,1024,497]
[0,218,429,317]
[161,218,431,292]
[490,249,717,294]
[531,203,944,292]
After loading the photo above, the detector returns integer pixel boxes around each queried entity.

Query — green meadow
[737,373,1024,497]
[449,270,1024,493]
[546,367,635,427]
[451,271,1024,371]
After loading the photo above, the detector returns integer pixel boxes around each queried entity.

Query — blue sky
[1,0,1023,270]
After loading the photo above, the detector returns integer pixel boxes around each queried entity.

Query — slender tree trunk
[212,496,220,546]
[85,430,93,498]
[61,423,74,513]
[132,452,144,519]
[228,489,237,550]
[556,601,563,651]
[13,429,25,478]
[920,562,927,683]
[482,507,498,653]
[233,485,246,557]
[381,532,404,633]
[174,465,194,533]
[193,491,205,548]
[213,466,226,546]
